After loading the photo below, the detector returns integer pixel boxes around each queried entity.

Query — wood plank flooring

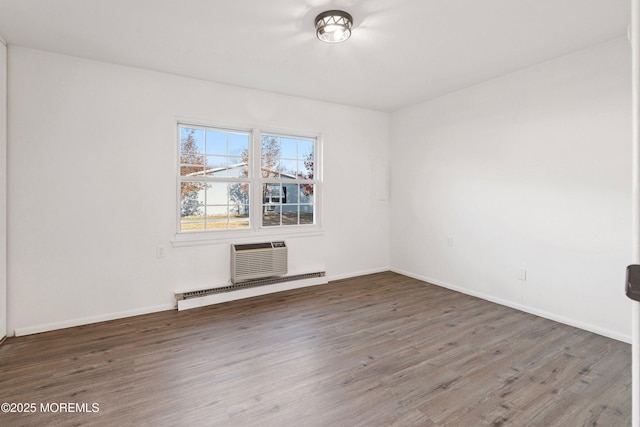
[0,272,631,426]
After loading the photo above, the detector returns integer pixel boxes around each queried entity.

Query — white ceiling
[0,0,630,112]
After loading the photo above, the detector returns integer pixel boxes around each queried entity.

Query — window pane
[280,137,297,159]
[227,161,248,178]
[263,183,282,204]
[206,130,227,155]
[262,135,281,176]
[282,205,298,225]
[280,159,297,177]
[301,154,314,178]
[180,128,205,172]
[299,184,314,203]
[294,161,305,179]
[230,192,250,228]
[262,207,280,227]
[205,156,227,176]
[205,206,228,227]
[233,205,250,216]
[184,182,251,230]
[300,205,314,225]
[228,132,249,156]
[299,139,314,157]
[262,164,281,178]
[229,183,250,207]
[180,181,205,231]
[180,181,205,215]
[205,204,227,216]
[204,182,225,202]
[230,207,250,229]
[229,155,244,166]
[282,185,296,204]
[180,127,205,153]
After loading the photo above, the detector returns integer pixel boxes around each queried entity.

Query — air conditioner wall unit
[230,241,288,284]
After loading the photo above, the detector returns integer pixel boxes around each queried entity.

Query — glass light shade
[315,10,353,43]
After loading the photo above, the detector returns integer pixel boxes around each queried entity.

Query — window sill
[171,226,324,247]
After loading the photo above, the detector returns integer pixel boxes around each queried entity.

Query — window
[179,126,250,231]
[260,134,316,227]
[177,123,320,236]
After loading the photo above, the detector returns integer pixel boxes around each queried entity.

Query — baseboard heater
[175,271,327,310]
[175,271,326,301]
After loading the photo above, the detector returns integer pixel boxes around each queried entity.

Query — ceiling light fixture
[315,10,353,43]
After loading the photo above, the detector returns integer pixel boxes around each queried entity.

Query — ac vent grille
[231,241,287,283]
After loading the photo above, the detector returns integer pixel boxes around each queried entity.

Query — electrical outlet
[447,236,454,247]
[518,268,527,281]
[156,245,167,259]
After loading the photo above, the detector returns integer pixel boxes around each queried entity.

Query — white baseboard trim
[10,267,389,335]
[328,267,390,282]
[13,303,175,337]
[177,276,328,311]
[391,268,631,344]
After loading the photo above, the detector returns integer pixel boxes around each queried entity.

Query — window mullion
[252,129,262,230]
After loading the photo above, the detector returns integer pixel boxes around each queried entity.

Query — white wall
[9,38,630,341]
[7,47,390,336]
[390,38,633,342]
[0,39,6,339]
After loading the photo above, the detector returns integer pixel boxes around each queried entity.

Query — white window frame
[173,120,323,247]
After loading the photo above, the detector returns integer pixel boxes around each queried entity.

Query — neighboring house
[184,163,313,220]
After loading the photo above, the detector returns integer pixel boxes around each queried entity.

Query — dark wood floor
[0,272,631,426]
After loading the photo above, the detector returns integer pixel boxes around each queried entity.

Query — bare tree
[180,129,207,217]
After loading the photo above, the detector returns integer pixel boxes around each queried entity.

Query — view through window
[178,124,319,233]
